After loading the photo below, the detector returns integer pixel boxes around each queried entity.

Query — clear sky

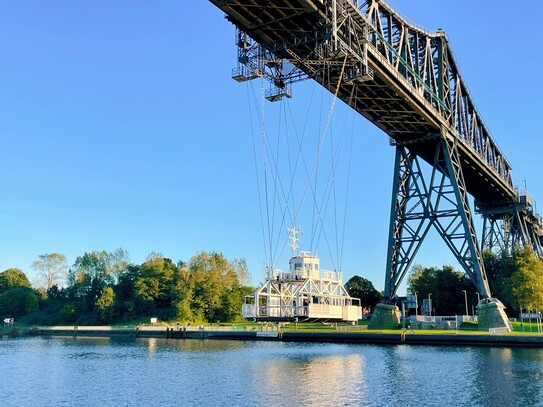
[1,1,542,293]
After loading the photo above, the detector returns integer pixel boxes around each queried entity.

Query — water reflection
[3,337,543,406]
[473,347,543,405]
[248,344,365,405]
[147,337,157,355]
[157,338,248,352]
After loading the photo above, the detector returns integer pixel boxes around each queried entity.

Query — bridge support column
[370,137,511,331]
[477,299,512,332]
[368,303,400,329]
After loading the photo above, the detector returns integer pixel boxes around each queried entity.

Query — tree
[113,265,137,320]
[0,268,31,292]
[106,248,131,283]
[32,253,68,290]
[171,265,194,321]
[146,252,164,262]
[70,251,112,286]
[230,258,251,287]
[67,251,116,316]
[29,249,252,324]
[131,256,179,319]
[344,276,382,310]
[96,287,116,322]
[0,287,38,317]
[407,264,474,315]
[59,304,77,323]
[188,251,238,322]
[510,248,543,312]
[215,284,253,322]
[483,250,516,310]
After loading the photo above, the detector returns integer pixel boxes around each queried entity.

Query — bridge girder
[210,0,516,204]
[208,0,543,298]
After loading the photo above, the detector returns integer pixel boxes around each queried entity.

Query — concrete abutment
[477,298,512,332]
[369,303,401,329]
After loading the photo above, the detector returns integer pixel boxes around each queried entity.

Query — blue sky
[1,1,542,293]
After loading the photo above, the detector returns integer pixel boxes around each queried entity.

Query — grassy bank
[6,319,543,338]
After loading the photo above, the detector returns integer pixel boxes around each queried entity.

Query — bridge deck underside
[210,0,514,205]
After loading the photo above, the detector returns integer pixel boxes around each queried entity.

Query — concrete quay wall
[36,327,543,347]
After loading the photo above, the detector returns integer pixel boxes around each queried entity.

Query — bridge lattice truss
[209,0,543,299]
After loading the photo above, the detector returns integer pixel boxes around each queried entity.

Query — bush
[0,287,39,317]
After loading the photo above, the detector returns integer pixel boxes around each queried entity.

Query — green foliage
[407,264,474,315]
[344,276,382,310]
[96,287,116,322]
[510,247,543,312]
[25,291,39,314]
[7,248,251,326]
[483,250,515,310]
[0,268,37,319]
[0,268,31,292]
[482,248,543,315]
[59,304,77,323]
[188,251,238,321]
[129,256,179,319]
[66,250,130,316]
[407,251,543,317]
[0,287,38,317]
[69,251,113,287]
[108,248,131,282]
[215,284,253,323]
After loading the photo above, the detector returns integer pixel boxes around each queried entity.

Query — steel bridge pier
[369,134,510,330]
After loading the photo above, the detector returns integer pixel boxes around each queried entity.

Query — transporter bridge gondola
[243,250,362,322]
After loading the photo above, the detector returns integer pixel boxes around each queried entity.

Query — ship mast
[287,226,303,256]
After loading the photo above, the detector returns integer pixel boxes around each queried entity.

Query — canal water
[1,336,543,406]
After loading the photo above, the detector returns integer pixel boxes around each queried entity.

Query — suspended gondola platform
[242,250,362,322]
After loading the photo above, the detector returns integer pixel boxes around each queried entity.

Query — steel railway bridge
[208,0,543,328]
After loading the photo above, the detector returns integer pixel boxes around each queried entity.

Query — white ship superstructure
[242,250,362,322]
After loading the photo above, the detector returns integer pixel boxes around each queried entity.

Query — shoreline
[29,326,543,347]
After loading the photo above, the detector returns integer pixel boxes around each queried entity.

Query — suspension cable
[292,54,349,229]
[247,83,268,269]
[247,53,356,272]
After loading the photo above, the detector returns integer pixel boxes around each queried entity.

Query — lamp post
[415,291,418,317]
[428,293,432,317]
[462,290,468,317]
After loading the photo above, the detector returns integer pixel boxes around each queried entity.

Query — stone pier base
[369,303,401,329]
[477,299,512,332]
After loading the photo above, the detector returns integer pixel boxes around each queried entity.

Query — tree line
[4,246,540,324]
[1,250,252,325]
[408,247,543,316]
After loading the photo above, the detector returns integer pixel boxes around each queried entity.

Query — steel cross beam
[385,135,491,299]
[481,216,508,254]
[479,203,543,257]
